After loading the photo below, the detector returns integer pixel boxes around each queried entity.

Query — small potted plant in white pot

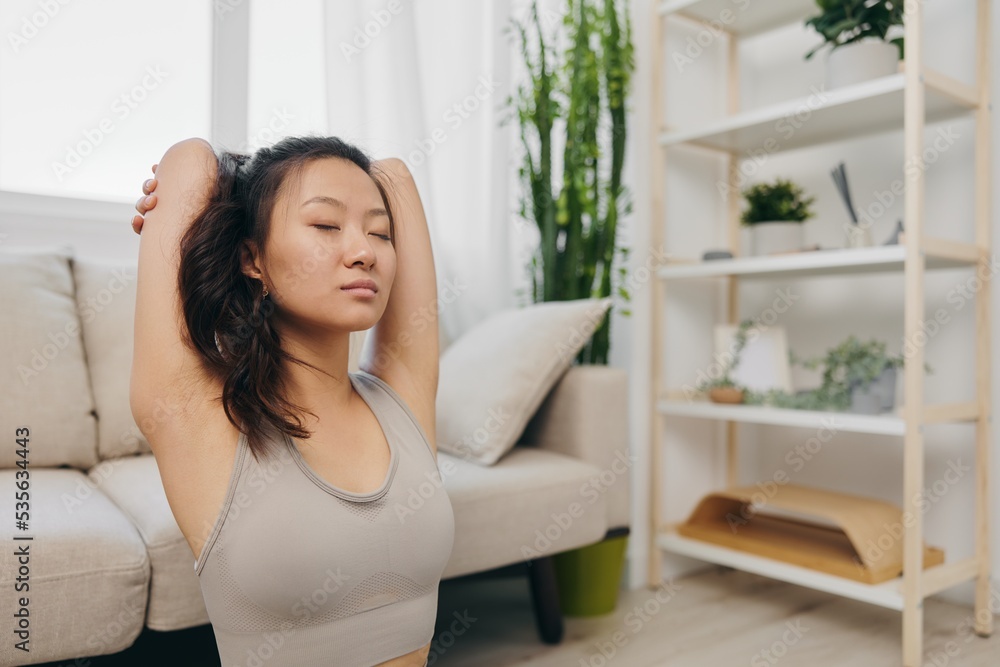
[805,0,905,89]
[741,178,816,256]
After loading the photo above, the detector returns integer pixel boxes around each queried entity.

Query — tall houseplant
[503,0,635,621]
[504,0,635,366]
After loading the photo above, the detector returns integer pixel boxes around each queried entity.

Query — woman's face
[253,157,396,335]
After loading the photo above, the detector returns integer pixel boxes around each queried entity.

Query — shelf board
[658,71,978,154]
[657,0,816,37]
[659,530,906,609]
[657,397,905,435]
[658,243,983,280]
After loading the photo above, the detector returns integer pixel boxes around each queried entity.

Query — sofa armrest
[518,365,632,531]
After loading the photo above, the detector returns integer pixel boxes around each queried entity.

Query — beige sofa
[0,248,630,666]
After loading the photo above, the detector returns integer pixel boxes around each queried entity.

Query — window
[0,0,211,201]
[246,0,326,152]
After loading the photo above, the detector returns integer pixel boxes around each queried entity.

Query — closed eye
[313,224,390,241]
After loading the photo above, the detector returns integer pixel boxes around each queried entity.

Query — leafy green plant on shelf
[745,336,932,411]
[740,178,816,226]
[804,0,906,61]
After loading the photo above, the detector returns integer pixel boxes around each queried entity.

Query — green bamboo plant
[503,0,635,365]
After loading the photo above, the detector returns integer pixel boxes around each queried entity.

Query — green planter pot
[552,533,629,617]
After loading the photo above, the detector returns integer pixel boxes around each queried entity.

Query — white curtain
[322,0,520,349]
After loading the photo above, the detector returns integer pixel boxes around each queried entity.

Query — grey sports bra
[194,370,455,666]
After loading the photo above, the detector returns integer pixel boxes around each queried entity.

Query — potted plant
[805,0,905,89]
[741,178,816,256]
[789,336,931,414]
[504,0,635,619]
[695,318,756,404]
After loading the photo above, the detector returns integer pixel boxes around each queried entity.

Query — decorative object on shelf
[702,250,733,261]
[849,364,899,413]
[746,335,932,414]
[740,178,816,256]
[504,0,635,366]
[795,336,906,415]
[694,318,756,403]
[677,484,944,584]
[805,0,904,89]
[882,219,905,245]
[505,0,635,618]
[716,322,792,394]
[708,386,744,404]
[830,161,873,249]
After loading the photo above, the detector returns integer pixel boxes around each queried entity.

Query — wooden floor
[433,566,1000,666]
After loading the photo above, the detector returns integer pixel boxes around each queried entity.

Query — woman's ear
[240,239,263,281]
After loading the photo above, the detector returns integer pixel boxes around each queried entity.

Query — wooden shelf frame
[647,2,995,665]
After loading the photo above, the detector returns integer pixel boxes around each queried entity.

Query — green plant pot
[552,534,629,617]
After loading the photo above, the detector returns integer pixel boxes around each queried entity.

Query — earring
[261,282,269,299]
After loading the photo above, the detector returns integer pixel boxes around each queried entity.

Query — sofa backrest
[72,254,149,460]
[1,246,100,469]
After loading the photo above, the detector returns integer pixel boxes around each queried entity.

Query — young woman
[129,136,454,667]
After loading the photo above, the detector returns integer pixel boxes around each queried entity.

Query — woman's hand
[131,163,159,234]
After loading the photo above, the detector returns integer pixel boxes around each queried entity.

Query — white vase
[749,221,805,256]
[826,39,900,89]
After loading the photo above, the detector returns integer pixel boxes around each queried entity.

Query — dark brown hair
[177,135,396,464]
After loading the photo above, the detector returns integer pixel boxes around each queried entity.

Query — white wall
[626,0,1000,613]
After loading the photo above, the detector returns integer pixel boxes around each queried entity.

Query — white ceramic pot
[749,221,805,256]
[826,39,900,89]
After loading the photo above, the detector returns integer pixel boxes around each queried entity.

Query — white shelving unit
[648,2,994,665]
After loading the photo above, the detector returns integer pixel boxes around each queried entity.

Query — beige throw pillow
[0,246,99,469]
[436,297,613,466]
[72,257,149,459]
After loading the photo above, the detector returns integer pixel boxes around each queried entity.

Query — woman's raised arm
[129,137,220,441]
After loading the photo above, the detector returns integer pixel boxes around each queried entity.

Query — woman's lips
[341,287,377,299]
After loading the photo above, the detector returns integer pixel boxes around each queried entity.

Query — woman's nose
[344,229,375,264]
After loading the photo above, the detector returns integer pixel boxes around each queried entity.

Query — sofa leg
[526,556,564,644]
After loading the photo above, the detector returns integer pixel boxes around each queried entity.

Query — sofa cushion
[0,246,98,469]
[73,257,151,459]
[436,297,613,466]
[87,454,209,631]
[520,365,632,530]
[0,468,149,666]
[439,447,608,579]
